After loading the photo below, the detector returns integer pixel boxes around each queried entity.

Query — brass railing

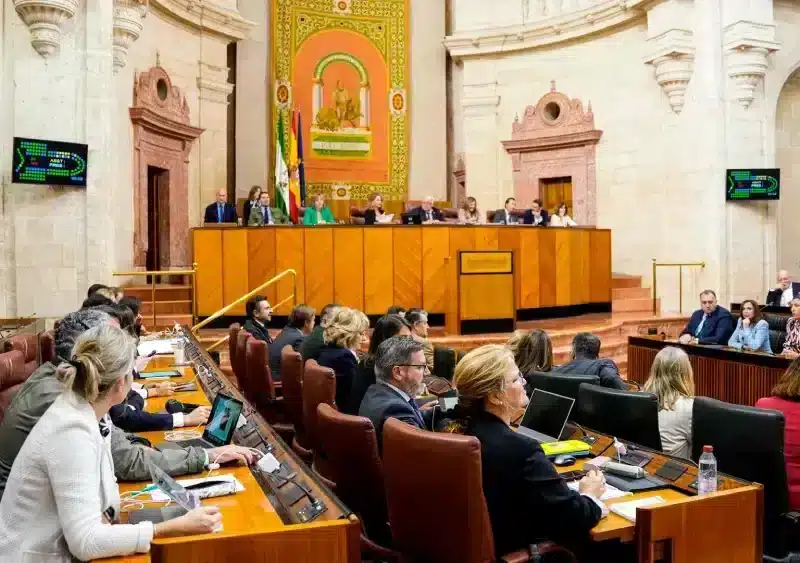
[113,264,198,328]
[191,269,297,350]
[651,259,706,315]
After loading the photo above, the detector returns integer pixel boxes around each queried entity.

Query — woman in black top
[243,185,261,226]
[439,345,607,558]
[318,307,370,409]
[363,192,386,225]
[345,314,411,414]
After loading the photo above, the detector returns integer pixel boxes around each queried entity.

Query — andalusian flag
[288,111,302,224]
[274,113,290,219]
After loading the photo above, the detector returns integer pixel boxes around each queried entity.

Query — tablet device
[137,370,181,379]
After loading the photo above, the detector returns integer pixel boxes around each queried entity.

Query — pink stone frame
[501,82,602,225]
[130,66,204,268]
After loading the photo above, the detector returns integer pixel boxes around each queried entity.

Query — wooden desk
[103,333,358,563]
[192,225,612,333]
[627,336,790,406]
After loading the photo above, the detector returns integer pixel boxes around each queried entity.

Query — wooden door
[539,177,573,216]
[146,166,170,278]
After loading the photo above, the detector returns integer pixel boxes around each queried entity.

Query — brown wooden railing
[651,259,706,315]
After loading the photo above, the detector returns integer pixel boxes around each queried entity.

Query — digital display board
[726,169,779,201]
[12,137,88,187]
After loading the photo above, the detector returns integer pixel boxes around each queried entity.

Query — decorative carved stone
[130,67,204,268]
[197,61,233,105]
[644,29,694,114]
[502,81,602,225]
[149,0,255,41]
[113,0,148,72]
[723,21,779,109]
[13,0,79,58]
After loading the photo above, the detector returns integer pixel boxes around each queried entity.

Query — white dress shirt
[781,285,794,307]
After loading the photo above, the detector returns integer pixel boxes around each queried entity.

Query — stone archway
[502,81,602,225]
[130,66,203,268]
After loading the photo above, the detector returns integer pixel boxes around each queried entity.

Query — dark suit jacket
[552,358,626,390]
[300,326,325,362]
[269,327,305,382]
[493,210,519,225]
[766,283,800,307]
[243,199,257,226]
[409,206,444,223]
[523,209,550,226]
[243,319,272,344]
[318,344,359,409]
[203,202,238,223]
[465,410,601,557]
[344,356,376,415]
[109,389,174,432]
[358,382,434,453]
[680,306,735,345]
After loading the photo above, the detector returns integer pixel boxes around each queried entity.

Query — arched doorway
[775,71,800,271]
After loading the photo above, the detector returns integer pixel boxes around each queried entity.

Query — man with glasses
[244,294,273,344]
[359,336,433,453]
[678,289,734,345]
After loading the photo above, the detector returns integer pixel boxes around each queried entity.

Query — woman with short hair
[642,346,695,459]
[439,345,606,557]
[318,307,370,408]
[303,194,336,225]
[0,325,220,562]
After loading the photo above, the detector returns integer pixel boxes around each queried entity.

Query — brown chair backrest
[281,345,305,431]
[38,330,56,364]
[316,404,390,546]
[245,338,277,410]
[4,335,39,378]
[382,418,495,563]
[0,350,29,424]
[302,359,336,454]
[228,323,241,376]
[235,331,252,401]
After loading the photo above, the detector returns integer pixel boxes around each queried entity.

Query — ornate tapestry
[272,0,409,201]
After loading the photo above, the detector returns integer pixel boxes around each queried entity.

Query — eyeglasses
[506,374,526,386]
[399,364,430,374]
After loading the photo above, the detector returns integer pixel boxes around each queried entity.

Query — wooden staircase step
[612,286,651,300]
[140,300,193,315]
[124,285,193,302]
[145,313,193,331]
[611,274,643,289]
[613,297,658,313]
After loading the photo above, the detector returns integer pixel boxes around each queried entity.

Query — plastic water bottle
[697,445,718,495]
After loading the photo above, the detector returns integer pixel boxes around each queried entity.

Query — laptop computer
[157,392,244,450]
[128,462,199,524]
[517,389,575,443]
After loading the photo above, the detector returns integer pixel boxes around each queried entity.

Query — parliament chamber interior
[3,0,800,561]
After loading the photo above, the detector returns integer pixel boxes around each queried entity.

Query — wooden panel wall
[192,226,613,319]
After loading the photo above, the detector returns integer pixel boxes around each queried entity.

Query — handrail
[191,268,297,333]
[652,259,706,315]
[113,264,198,329]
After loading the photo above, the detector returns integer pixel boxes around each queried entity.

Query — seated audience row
[491,197,577,227]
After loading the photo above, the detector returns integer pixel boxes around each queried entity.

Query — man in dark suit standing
[243,295,273,344]
[552,333,626,390]
[493,197,519,225]
[359,336,433,453]
[203,188,238,224]
[679,289,735,345]
[269,304,315,381]
[409,196,444,224]
[523,199,549,226]
[766,270,800,307]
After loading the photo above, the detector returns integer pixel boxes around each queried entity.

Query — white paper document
[608,496,666,522]
[137,338,178,357]
[567,480,631,502]
[149,474,244,501]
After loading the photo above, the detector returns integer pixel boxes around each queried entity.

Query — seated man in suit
[678,289,735,345]
[300,303,338,362]
[359,336,433,453]
[269,304,315,380]
[203,188,238,224]
[248,190,289,226]
[406,308,434,371]
[493,197,519,225]
[523,199,549,226]
[552,332,626,390]
[409,196,444,224]
[243,294,273,344]
[766,270,800,307]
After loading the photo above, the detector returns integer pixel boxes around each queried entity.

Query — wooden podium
[457,250,516,335]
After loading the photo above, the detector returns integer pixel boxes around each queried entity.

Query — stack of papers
[149,474,244,501]
[608,495,666,521]
[137,338,178,357]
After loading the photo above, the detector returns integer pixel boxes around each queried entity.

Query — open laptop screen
[202,392,244,447]
[520,389,575,441]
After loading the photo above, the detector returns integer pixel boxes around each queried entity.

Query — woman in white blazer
[550,203,578,227]
[0,324,220,562]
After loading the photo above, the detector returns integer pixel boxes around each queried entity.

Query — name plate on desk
[459,251,513,275]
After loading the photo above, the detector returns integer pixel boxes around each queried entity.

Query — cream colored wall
[776,73,800,275]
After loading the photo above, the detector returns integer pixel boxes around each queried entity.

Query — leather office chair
[576,383,662,451]
[316,404,396,558]
[234,331,251,400]
[4,335,39,378]
[764,314,789,353]
[0,350,27,424]
[525,372,600,408]
[281,345,312,462]
[302,359,337,483]
[226,323,241,385]
[693,397,790,555]
[433,345,458,381]
[382,418,575,563]
[38,329,55,364]
[245,338,293,443]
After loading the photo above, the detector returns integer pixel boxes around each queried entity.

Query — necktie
[266,207,273,225]
[409,399,424,425]
[217,203,223,223]
[426,211,431,222]
[695,314,708,337]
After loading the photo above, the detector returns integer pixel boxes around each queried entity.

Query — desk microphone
[603,461,647,479]
[255,457,326,522]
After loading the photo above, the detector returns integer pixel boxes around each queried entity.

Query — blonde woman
[642,346,695,459]
[0,325,219,562]
[440,345,606,558]
[319,307,370,408]
[364,192,386,225]
[457,196,484,225]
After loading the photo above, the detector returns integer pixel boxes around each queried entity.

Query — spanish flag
[288,111,302,224]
